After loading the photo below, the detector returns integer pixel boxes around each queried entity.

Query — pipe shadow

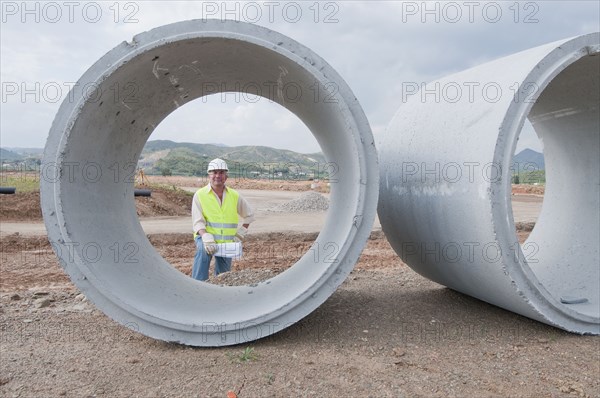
[261,280,573,348]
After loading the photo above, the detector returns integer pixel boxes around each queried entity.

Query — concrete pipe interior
[41,20,378,346]
[517,52,599,319]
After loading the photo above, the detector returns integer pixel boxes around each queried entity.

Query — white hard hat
[207,158,228,172]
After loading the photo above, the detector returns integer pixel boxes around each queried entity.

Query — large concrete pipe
[379,33,599,334]
[41,20,378,346]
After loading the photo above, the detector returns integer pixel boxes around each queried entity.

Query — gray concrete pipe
[378,33,599,334]
[41,20,378,346]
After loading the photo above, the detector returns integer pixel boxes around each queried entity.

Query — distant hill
[512,149,544,172]
[6,147,44,156]
[2,143,545,182]
[140,140,328,178]
[511,149,545,184]
[0,148,23,162]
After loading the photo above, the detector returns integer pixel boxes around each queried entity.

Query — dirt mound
[0,191,42,221]
[0,187,192,221]
[0,233,50,253]
[134,187,192,217]
[512,184,545,195]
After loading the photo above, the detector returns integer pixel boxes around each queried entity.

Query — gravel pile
[207,268,282,286]
[270,191,329,213]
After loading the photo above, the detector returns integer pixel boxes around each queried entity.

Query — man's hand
[202,233,217,255]
[234,226,248,242]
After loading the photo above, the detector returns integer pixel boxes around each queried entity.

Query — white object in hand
[214,242,243,259]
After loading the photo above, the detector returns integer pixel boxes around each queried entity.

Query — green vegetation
[227,346,258,363]
[239,346,257,362]
[0,172,40,192]
[154,148,207,176]
[512,169,545,185]
[142,140,330,180]
[265,372,275,385]
[0,148,23,161]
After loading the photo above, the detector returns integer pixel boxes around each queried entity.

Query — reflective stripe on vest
[206,221,239,229]
[195,185,239,243]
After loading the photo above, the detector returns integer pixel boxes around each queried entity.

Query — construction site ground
[0,177,598,397]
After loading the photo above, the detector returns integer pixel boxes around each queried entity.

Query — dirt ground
[511,184,545,196]
[1,179,599,397]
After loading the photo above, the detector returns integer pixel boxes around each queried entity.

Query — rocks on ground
[269,191,329,213]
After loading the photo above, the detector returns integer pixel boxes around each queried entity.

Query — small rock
[393,348,406,357]
[32,291,49,297]
[36,298,53,309]
[71,304,87,311]
[10,294,21,301]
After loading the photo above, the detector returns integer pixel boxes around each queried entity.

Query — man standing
[192,158,255,281]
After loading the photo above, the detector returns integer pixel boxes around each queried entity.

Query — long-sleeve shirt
[192,184,255,235]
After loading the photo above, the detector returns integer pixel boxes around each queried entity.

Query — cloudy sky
[1,1,598,154]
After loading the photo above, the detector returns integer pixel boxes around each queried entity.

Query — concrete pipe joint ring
[42,20,379,346]
[378,33,599,334]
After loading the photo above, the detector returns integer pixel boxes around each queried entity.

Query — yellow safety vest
[194,185,239,243]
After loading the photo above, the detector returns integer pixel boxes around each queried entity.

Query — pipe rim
[495,33,600,330]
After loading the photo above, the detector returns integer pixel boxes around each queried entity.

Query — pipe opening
[511,119,545,248]
[141,94,331,286]
[520,52,599,319]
